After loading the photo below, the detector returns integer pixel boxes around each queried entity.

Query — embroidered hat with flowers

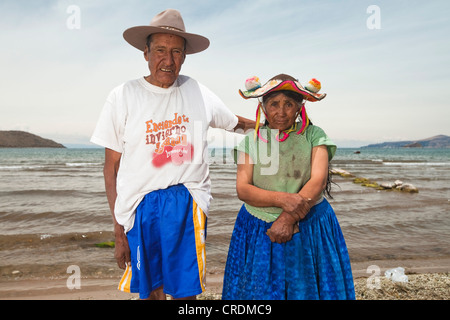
[239,74,326,142]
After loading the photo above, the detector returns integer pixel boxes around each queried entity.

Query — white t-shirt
[91,75,238,232]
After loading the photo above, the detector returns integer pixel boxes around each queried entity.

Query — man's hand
[114,224,131,269]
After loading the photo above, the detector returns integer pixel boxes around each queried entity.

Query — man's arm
[104,148,120,217]
[103,148,130,269]
[233,115,256,132]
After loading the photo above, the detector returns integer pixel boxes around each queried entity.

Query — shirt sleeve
[199,83,238,131]
[233,132,258,165]
[308,125,337,161]
[90,86,127,153]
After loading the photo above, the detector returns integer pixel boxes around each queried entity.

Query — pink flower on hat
[245,76,261,91]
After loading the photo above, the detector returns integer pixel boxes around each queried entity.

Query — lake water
[0,147,449,280]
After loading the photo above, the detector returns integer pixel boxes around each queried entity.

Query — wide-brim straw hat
[123,9,210,54]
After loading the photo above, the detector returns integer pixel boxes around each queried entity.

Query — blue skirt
[222,199,355,300]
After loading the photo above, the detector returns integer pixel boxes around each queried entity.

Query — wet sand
[1,259,449,300]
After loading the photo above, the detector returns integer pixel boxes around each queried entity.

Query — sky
[0,0,449,147]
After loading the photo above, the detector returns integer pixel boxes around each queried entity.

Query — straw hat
[123,9,210,54]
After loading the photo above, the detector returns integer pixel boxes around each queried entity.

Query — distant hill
[362,135,450,148]
[0,131,65,148]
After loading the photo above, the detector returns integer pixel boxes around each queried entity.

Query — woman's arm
[236,151,309,209]
[236,151,312,218]
[288,145,330,221]
[267,145,330,243]
[236,151,299,243]
[299,145,329,202]
[236,146,329,211]
[236,151,286,208]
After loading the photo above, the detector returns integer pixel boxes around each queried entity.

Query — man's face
[144,33,186,88]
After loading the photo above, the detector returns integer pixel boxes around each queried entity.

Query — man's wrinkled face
[144,33,186,88]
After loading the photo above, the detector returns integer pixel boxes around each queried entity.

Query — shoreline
[1,259,449,300]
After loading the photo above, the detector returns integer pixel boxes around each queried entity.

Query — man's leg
[173,294,196,300]
[141,285,166,300]
[142,285,196,300]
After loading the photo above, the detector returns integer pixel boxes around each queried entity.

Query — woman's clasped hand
[266,193,312,243]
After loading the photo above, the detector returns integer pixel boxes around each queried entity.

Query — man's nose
[163,51,175,64]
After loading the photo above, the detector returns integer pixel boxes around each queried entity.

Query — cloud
[0,0,449,146]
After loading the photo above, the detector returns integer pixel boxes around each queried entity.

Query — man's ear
[144,45,149,62]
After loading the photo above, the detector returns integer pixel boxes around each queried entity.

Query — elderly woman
[222,74,355,300]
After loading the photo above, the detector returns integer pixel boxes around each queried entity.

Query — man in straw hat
[91,9,254,300]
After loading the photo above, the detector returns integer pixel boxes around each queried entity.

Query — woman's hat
[240,74,326,140]
[123,9,210,54]
[239,74,326,102]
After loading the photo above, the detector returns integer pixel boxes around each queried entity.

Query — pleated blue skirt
[222,199,355,300]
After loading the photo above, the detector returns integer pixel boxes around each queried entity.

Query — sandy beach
[1,259,449,300]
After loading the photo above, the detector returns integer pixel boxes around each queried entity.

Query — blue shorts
[118,184,207,299]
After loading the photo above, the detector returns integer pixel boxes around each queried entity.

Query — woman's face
[263,92,301,131]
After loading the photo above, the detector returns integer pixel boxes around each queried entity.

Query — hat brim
[123,26,210,54]
[239,79,326,102]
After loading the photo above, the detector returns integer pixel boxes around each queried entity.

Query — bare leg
[173,295,196,300]
[142,285,166,300]
[141,285,197,300]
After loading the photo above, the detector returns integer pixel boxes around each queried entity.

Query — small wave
[0,165,46,171]
[65,162,103,167]
[383,162,449,166]
[0,163,102,172]
[332,159,383,165]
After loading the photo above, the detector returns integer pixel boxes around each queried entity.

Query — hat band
[157,26,185,32]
